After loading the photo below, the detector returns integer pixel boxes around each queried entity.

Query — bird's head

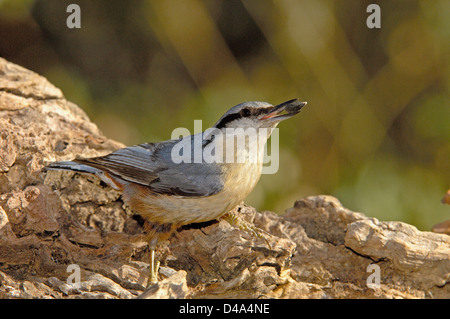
[213,99,307,131]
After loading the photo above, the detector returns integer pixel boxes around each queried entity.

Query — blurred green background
[1,0,448,231]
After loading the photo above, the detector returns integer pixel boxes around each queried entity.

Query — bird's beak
[259,99,307,121]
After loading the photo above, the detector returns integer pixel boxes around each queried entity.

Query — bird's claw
[222,212,273,250]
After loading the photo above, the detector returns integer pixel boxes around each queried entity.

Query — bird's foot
[222,212,273,250]
[147,261,160,287]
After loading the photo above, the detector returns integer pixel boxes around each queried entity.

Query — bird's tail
[43,161,123,190]
[44,160,102,175]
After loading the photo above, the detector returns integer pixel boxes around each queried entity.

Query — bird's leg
[144,221,176,287]
[222,212,272,250]
[148,248,160,287]
[147,238,160,287]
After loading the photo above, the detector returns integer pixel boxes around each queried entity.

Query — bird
[45,98,307,286]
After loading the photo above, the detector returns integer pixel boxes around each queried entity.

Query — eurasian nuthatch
[45,98,307,285]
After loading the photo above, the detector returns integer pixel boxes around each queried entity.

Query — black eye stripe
[253,107,272,117]
[215,113,241,129]
[214,106,273,129]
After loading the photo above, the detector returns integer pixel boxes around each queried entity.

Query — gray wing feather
[75,136,224,197]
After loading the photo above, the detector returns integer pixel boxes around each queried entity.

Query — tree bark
[0,58,448,299]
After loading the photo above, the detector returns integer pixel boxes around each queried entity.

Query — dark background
[1,0,448,230]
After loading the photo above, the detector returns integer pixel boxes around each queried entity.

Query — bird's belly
[124,162,262,226]
[143,192,239,224]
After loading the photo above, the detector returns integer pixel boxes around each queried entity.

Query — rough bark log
[0,58,448,299]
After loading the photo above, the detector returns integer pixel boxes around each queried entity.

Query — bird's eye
[241,108,251,117]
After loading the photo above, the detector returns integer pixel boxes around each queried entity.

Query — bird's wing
[75,138,224,197]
